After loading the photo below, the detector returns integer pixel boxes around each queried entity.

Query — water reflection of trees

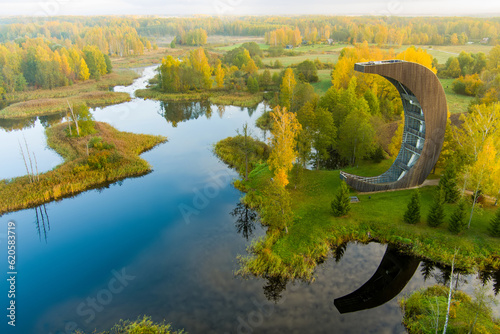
[0,117,37,131]
[420,260,469,290]
[34,204,50,243]
[0,113,65,131]
[158,100,212,127]
[39,113,65,128]
[263,275,288,303]
[478,267,500,295]
[230,202,258,241]
[333,242,348,263]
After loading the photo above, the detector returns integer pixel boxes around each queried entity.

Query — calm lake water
[0,66,498,334]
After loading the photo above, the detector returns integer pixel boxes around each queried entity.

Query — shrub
[404,190,421,224]
[488,208,500,237]
[427,187,445,227]
[439,162,460,203]
[448,200,467,233]
[331,181,351,217]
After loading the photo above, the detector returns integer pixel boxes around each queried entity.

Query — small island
[0,104,166,215]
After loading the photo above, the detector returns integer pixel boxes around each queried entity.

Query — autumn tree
[295,60,318,83]
[388,117,404,157]
[243,58,258,75]
[78,58,90,81]
[280,68,296,110]
[337,107,375,166]
[453,103,500,228]
[214,60,225,88]
[268,106,302,188]
[260,180,293,234]
[190,47,213,90]
[465,137,499,228]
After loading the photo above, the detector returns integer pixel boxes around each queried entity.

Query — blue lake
[0,66,498,334]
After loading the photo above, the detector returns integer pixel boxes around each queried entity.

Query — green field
[421,44,494,64]
[214,42,269,52]
[439,78,474,114]
[262,53,339,67]
[311,69,332,94]
[237,160,499,280]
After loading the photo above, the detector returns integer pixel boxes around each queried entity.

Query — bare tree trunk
[67,100,79,136]
[468,312,479,334]
[23,134,35,180]
[67,111,72,136]
[435,296,440,334]
[18,140,32,183]
[468,182,481,229]
[443,249,457,334]
[33,152,40,182]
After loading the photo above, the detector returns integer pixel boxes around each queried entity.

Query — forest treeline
[2,16,500,47]
[136,16,500,46]
[0,38,113,106]
[0,19,149,108]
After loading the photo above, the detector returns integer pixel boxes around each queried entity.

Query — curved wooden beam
[340,60,447,192]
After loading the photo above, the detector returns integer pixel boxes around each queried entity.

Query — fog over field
[1,0,500,16]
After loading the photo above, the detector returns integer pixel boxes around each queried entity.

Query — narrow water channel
[0,66,497,334]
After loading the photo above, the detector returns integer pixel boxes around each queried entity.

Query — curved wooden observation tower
[340,60,447,192]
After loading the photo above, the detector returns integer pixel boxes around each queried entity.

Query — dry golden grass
[0,70,138,119]
[0,122,166,215]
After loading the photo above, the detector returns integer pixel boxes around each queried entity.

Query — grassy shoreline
[136,88,264,107]
[214,139,500,280]
[0,121,166,215]
[0,70,139,119]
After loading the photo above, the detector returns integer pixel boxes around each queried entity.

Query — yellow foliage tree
[78,58,90,81]
[190,47,213,89]
[214,60,225,88]
[243,58,258,75]
[466,137,500,228]
[396,46,437,74]
[268,106,302,188]
[388,117,404,157]
[280,68,296,110]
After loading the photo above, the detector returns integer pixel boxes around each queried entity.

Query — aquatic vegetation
[0,122,166,215]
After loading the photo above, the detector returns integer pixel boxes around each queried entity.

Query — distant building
[480,37,490,44]
[285,44,293,49]
[327,39,334,45]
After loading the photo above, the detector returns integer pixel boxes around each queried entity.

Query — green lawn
[262,53,339,67]
[214,42,269,52]
[420,44,494,65]
[439,78,474,114]
[311,69,333,95]
[238,160,499,280]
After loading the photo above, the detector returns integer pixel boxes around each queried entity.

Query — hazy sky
[1,0,500,17]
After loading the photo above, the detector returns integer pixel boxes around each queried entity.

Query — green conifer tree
[488,208,500,237]
[448,200,467,233]
[427,187,446,227]
[404,190,421,224]
[439,162,460,203]
[331,181,351,217]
